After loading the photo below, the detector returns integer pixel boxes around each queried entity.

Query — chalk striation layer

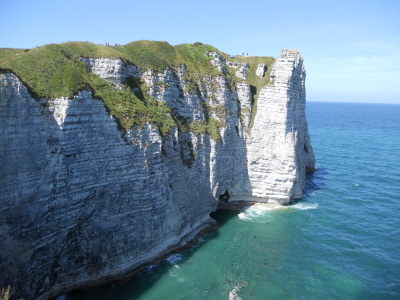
[0,49,314,299]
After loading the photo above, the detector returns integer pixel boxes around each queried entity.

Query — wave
[290,201,319,210]
[228,281,247,300]
[238,201,318,222]
[238,205,283,222]
[165,253,184,266]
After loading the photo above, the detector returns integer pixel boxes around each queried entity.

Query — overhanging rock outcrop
[0,47,314,299]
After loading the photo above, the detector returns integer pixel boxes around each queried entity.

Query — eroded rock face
[78,57,140,86]
[256,63,267,78]
[0,49,314,300]
[205,51,228,74]
[227,61,250,80]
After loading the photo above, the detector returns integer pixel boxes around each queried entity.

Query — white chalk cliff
[0,49,314,299]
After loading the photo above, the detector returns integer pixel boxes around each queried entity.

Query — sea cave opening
[210,189,240,227]
[218,189,230,203]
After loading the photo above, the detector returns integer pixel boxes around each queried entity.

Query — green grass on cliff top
[0,48,29,63]
[0,41,275,137]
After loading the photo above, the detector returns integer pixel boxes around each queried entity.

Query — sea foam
[238,205,282,222]
[238,201,318,222]
[165,253,184,266]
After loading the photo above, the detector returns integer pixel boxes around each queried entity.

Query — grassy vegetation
[189,117,222,141]
[0,44,89,98]
[0,41,275,138]
[0,48,29,64]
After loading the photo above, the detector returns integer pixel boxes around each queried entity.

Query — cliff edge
[0,42,315,299]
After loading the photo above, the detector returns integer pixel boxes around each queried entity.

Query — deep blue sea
[82,102,400,300]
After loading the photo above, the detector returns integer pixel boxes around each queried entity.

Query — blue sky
[1,0,399,103]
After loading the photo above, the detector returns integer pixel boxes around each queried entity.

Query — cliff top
[0,41,275,135]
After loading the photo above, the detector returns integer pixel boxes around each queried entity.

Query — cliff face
[0,47,314,299]
[236,50,316,203]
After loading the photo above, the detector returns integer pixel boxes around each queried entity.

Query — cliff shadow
[250,85,257,105]
[71,228,222,300]
[210,82,253,209]
[70,209,243,300]
[290,167,328,205]
[210,209,241,227]
[0,73,73,300]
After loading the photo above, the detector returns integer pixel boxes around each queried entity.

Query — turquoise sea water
[81,102,400,300]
